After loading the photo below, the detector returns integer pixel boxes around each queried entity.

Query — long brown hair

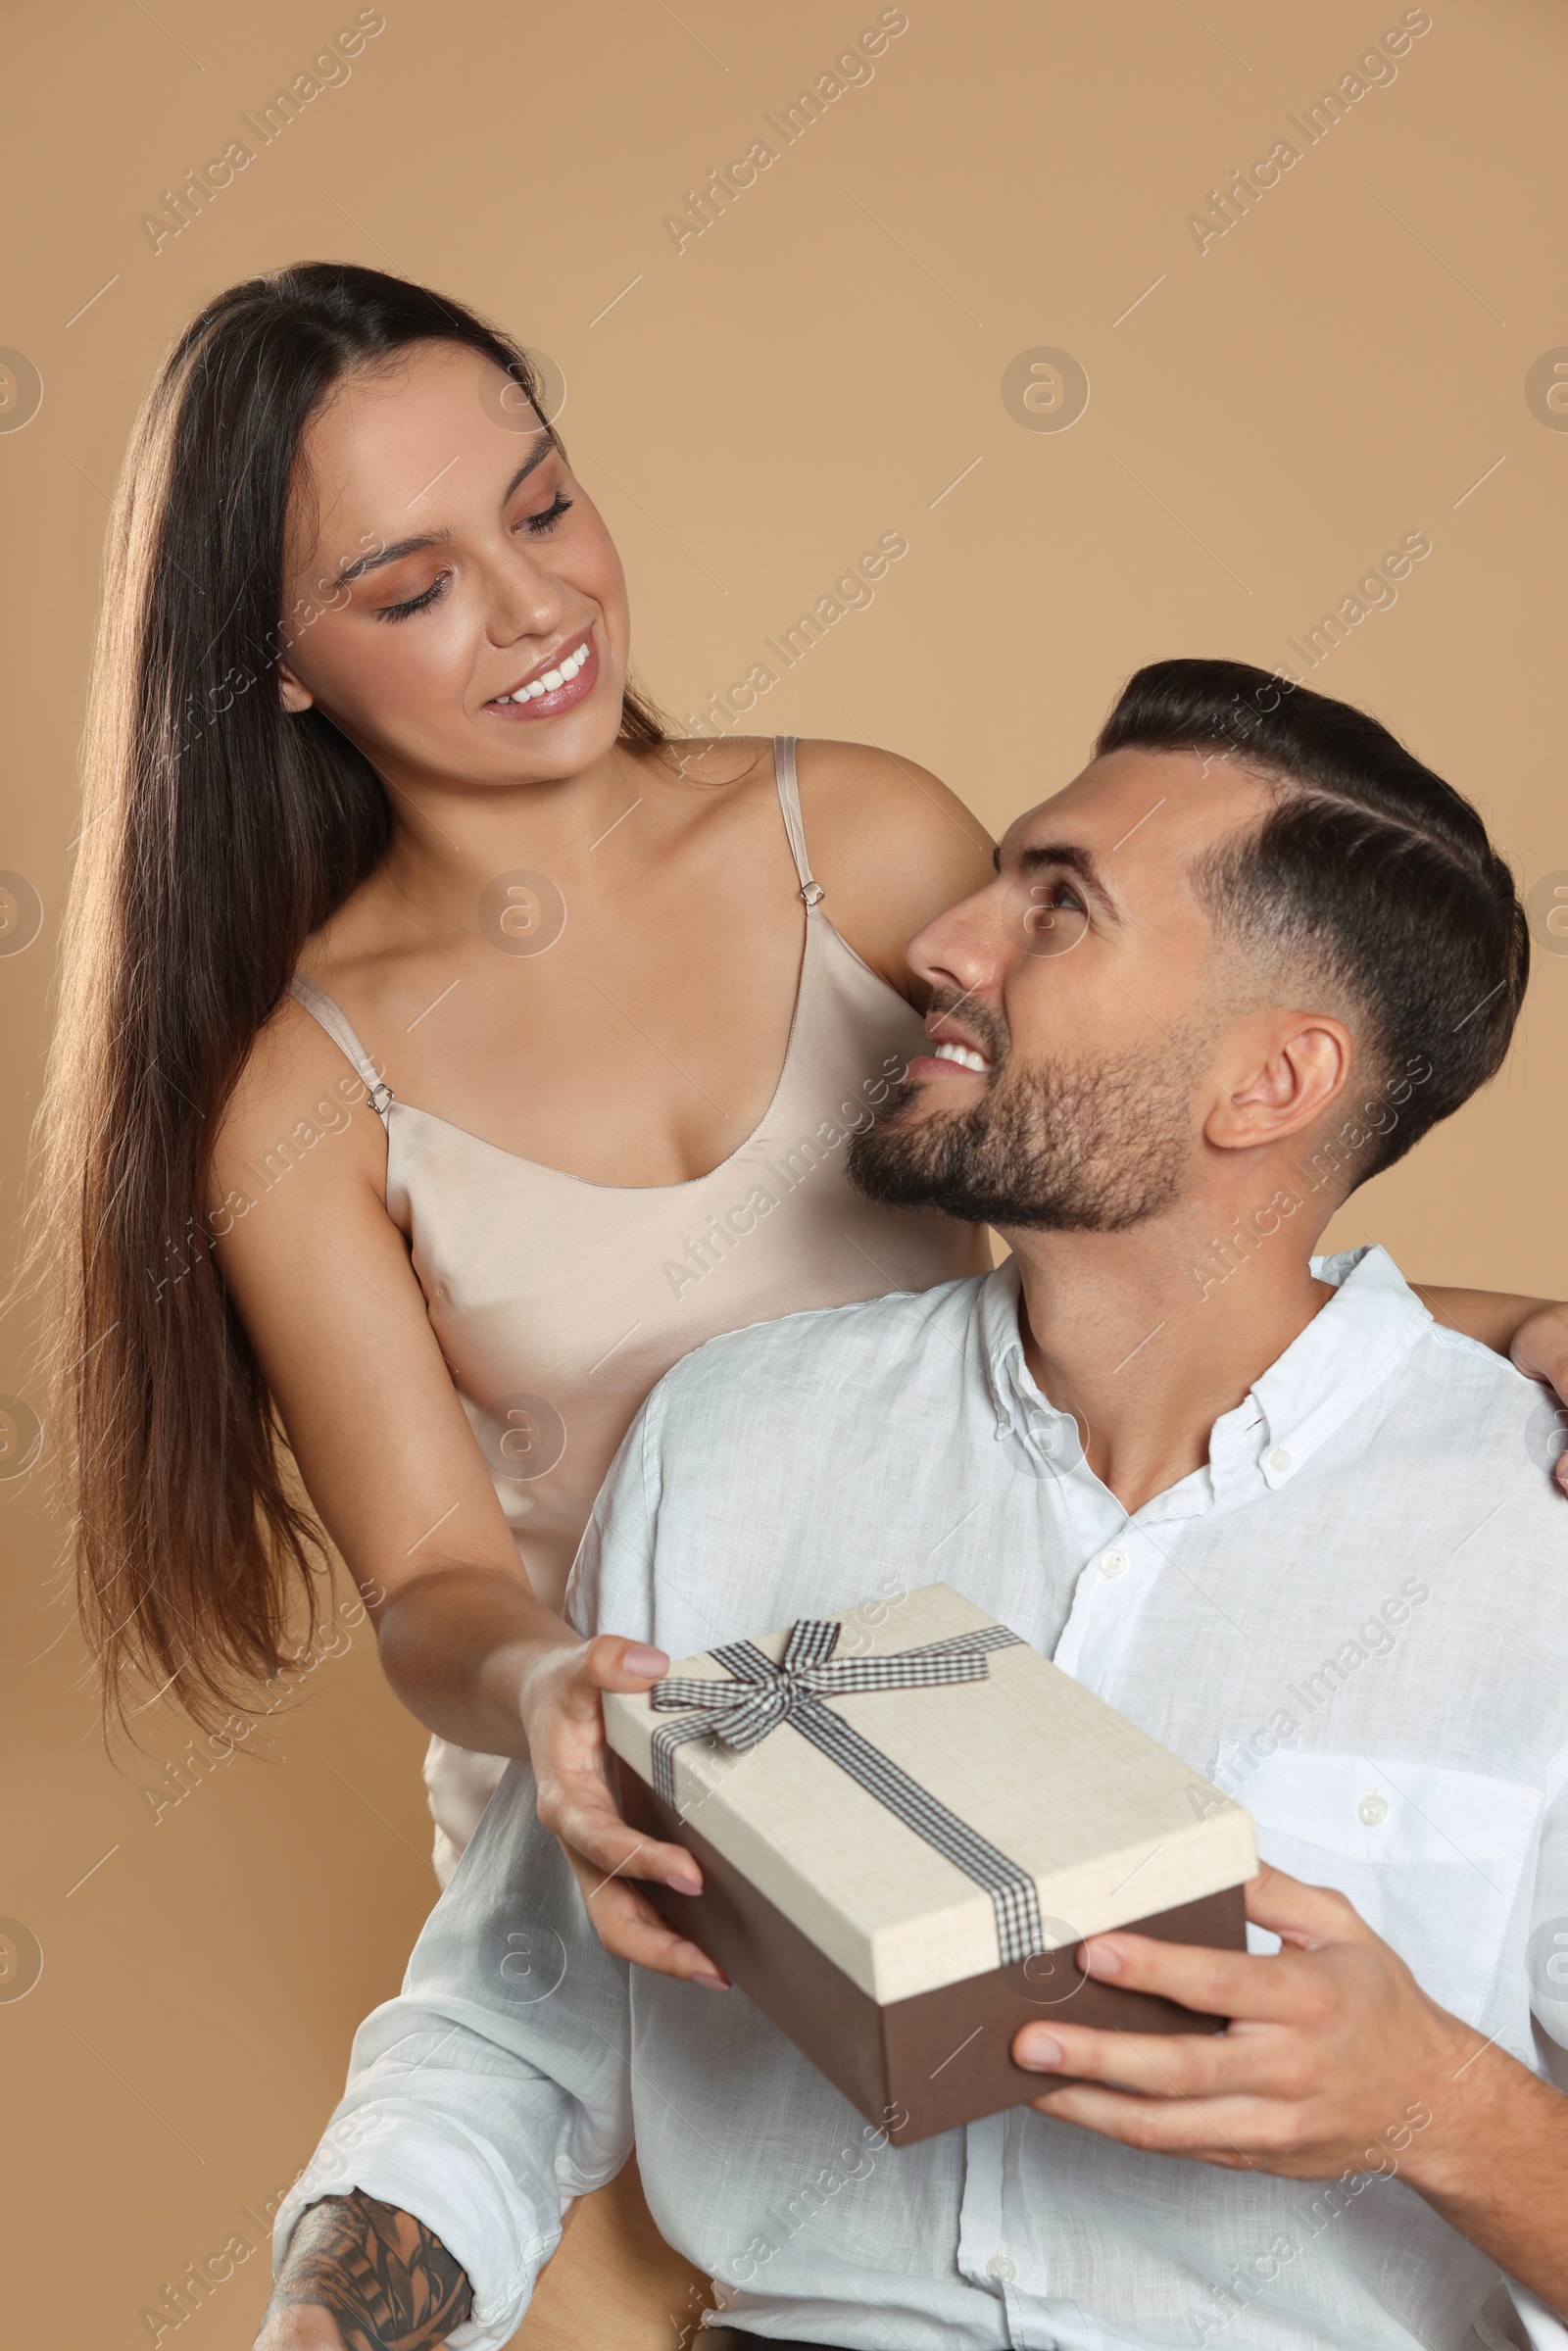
[33,262,667,1732]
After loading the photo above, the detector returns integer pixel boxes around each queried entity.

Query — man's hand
[255,2191,471,2351]
[1011,1863,1568,2312]
[518,1635,730,1990]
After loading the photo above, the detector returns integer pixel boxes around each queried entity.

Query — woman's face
[277,339,630,786]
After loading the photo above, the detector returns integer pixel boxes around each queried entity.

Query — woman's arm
[793,737,997,1000]
[212,1002,715,1980]
[1414,1289,1568,1487]
[1414,1285,1555,1353]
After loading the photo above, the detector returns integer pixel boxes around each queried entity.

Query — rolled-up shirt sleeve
[270,1763,636,2351]
[565,1383,663,1641]
[1531,1740,1568,2090]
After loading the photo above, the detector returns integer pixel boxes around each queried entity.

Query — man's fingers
[1027,2078,1270,2164]
[1064,1869,1365,2018]
[1012,2016,1278,2100]
[1242,1861,1366,1945]
[1066,1927,1296,2024]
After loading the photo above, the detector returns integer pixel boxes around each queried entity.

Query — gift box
[604,1583,1256,2144]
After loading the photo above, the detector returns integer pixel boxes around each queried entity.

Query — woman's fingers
[1506,1307,1568,1494]
[1508,1300,1568,1395]
[516,1632,667,1753]
[526,1630,695,1876]
[581,1633,670,1692]
[562,1849,727,1987]
[526,1627,723,1971]
[542,1770,703,1896]
[533,1636,671,1774]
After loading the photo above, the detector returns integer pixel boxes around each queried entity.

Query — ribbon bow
[651,1614,989,1754]
[646,1612,1047,1969]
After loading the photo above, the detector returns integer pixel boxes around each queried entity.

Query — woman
[36,263,1568,2327]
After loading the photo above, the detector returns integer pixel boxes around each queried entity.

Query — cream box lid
[605,1582,1256,2006]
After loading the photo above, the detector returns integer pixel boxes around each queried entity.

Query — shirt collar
[1245,1243,1434,1490]
[978,1255,1032,1438]
[976,1243,1434,1502]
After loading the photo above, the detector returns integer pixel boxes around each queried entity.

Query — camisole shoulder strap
[289,974,393,1120]
[291,749,816,1117]
[771,736,823,908]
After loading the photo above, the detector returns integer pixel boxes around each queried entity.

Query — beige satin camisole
[292,738,982,1873]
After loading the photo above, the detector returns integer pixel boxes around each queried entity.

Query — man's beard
[849,1006,1209,1233]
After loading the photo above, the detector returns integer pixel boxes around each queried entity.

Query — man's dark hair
[1096,658,1528,1183]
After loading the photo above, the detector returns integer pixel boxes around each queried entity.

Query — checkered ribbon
[649,1616,1047,1967]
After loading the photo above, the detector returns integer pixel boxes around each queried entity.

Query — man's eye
[374,573,450,622]
[1019,878,1091,957]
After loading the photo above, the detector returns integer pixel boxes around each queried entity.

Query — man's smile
[907,1009,996,1083]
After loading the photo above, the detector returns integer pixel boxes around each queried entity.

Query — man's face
[850,747,1274,1231]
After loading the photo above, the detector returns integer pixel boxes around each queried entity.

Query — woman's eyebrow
[335,530,447,585]
[331,441,558,586]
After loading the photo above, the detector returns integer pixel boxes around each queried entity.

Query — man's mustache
[925,988,1009,1076]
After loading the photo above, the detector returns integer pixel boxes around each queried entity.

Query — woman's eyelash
[375,574,448,623]
[372,495,573,621]
[519,491,573,535]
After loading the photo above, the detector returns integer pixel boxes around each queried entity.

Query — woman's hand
[518,1636,729,1988]
[1511,1302,1568,1494]
[1416,1289,1568,1494]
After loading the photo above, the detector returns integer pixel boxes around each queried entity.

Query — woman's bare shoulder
[797,735,987,831]
[213,985,388,1213]
[791,737,995,993]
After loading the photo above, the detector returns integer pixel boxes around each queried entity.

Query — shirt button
[1268,1446,1293,1474]
[1097,1547,1129,1579]
[986,2253,1016,2282]
[1358,1792,1389,1827]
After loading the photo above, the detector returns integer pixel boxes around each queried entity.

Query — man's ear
[1205,1013,1352,1151]
[277,661,314,715]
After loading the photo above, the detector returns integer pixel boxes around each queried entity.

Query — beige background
[2,2,1565,2343]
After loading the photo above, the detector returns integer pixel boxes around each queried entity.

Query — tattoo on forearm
[267,2191,473,2351]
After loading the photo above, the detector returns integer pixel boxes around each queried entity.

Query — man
[262,661,1568,2351]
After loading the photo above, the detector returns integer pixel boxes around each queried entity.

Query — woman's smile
[482,629,598,720]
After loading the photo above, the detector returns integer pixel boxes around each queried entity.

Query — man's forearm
[1410,2041,1568,2314]
[261,2191,473,2351]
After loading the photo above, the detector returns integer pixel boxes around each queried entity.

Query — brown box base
[619,1760,1248,2144]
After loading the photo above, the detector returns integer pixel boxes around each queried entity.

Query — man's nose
[907,883,1010,1008]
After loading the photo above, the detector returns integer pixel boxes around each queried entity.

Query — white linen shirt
[275,1249,1568,2351]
